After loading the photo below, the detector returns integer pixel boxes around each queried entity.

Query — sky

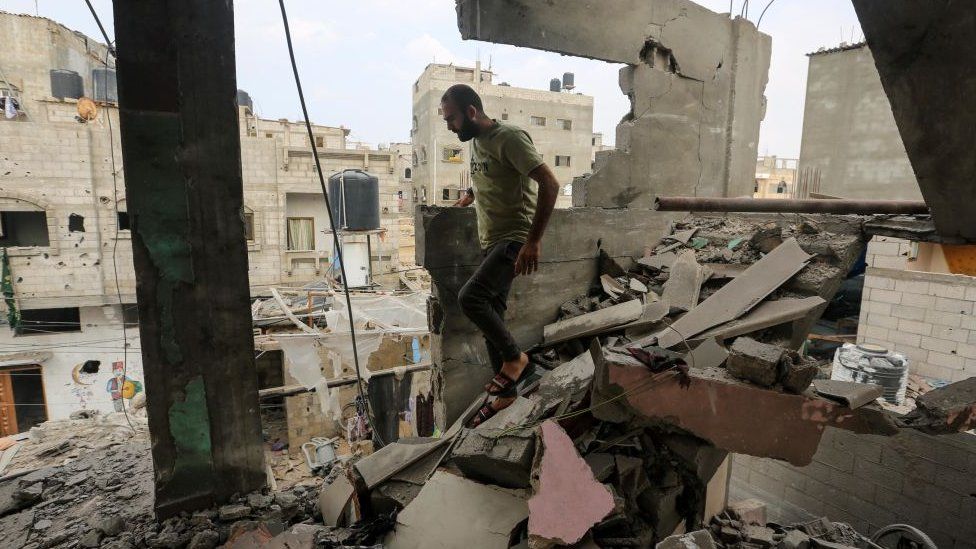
[3,0,864,157]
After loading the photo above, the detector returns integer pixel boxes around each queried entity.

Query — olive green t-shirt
[470,122,544,250]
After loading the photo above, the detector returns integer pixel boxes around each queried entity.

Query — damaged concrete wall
[731,428,976,548]
[417,206,672,425]
[455,0,771,206]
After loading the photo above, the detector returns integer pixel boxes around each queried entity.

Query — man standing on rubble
[442,84,561,425]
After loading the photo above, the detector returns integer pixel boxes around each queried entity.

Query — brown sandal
[485,371,518,396]
[468,403,499,428]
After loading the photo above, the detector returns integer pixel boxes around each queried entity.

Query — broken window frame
[0,211,51,248]
[530,115,547,127]
[15,307,82,336]
[0,82,24,120]
[555,155,572,167]
[557,118,573,130]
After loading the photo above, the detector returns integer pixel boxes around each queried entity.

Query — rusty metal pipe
[654,196,929,215]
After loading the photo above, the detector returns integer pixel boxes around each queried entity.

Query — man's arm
[515,163,560,275]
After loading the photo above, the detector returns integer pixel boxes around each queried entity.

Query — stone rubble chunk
[218,503,251,522]
[727,337,786,387]
[726,498,767,526]
[656,529,717,549]
[186,529,220,549]
[451,429,536,489]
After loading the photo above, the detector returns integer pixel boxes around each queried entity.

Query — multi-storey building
[409,62,594,211]
[753,155,799,198]
[0,11,404,430]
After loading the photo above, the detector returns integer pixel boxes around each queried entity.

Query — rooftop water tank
[549,78,561,92]
[92,68,118,102]
[831,343,909,405]
[50,70,83,100]
[562,72,576,90]
[328,170,380,231]
[237,89,253,109]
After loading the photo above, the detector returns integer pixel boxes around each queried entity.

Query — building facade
[409,63,594,211]
[0,11,403,429]
[797,43,921,201]
[754,155,799,198]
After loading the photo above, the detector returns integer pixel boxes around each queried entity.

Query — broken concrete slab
[477,396,536,431]
[901,376,976,433]
[727,337,786,387]
[667,228,699,245]
[528,421,615,548]
[685,337,729,371]
[642,239,813,349]
[656,529,716,549]
[601,274,627,299]
[782,355,819,394]
[662,250,705,312]
[386,471,527,549]
[813,380,883,409]
[592,347,899,465]
[354,437,446,489]
[584,453,615,483]
[692,296,826,344]
[318,474,355,527]
[639,252,677,272]
[452,429,536,489]
[629,278,649,294]
[543,299,643,345]
[702,263,748,280]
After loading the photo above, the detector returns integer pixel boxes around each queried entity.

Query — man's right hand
[453,194,474,207]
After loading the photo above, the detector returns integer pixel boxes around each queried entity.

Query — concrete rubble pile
[0,414,333,549]
[660,504,883,549]
[316,216,976,548]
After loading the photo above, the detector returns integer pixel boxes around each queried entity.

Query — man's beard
[456,115,479,142]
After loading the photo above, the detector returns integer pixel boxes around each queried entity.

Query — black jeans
[458,240,523,372]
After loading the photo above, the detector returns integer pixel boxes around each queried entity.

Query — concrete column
[112,0,265,518]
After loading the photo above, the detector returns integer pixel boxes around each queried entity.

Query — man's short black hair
[441,84,484,113]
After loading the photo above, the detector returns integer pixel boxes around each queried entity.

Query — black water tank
[237,89,253,109]
[549,78,561,92]
[328,170,380,231]
[92,68,118,102]
[50,70,83,100]
[562,72,575,90]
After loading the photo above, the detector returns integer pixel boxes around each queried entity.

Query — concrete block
[927,351,965,370]
[888,328,923,346]
[931,324,969,343]
[871,289,903,304]
[890,305,925,322]
[920,336,958,354]
[864,274,895,290]
[898,318,932,336]
[895,279,930,295]
[930,283,967,300]
[451,428,536,489]
[935,297,973,315]
[727,337,784,387]
[862,325,889,341]
[726,499,766,525]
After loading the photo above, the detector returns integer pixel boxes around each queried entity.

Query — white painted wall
[0,304,144,421]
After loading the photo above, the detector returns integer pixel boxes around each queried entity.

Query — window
[557,119,572,130]
[437,107,444,115]
[442,147,463,162]
[754,183,759,193]
[442,188,451,201]
[265,133,273,139]
[0,211,49,247]
[0,82,23,120]
[16,307,81,335]
[286,217,315,251]
[776,181,787,194]
[315,136,324,148]
[530,116,546,127]
[555,155,571,167]
[405,168,412,179]
[122,304,140,326]
[563,184,573,196]
[117,211,131,231]
[243,210,255,241]
[592,137,597,146]
[501,113,509,121]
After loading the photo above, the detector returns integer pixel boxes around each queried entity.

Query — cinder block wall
[731,429,976,548]
[858,236,976,382]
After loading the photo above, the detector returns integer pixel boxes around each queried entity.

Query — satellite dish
[77,97,98,121]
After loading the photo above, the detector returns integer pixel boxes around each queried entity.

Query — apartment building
[0,11,403,429]
[409,62,595,211]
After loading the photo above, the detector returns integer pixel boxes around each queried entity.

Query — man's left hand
[514,240,541,276]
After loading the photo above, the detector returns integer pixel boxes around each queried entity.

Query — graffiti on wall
[106,361,143,412]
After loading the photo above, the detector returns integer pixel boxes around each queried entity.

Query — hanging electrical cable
[756,0,778,29]
[276,0,384,446]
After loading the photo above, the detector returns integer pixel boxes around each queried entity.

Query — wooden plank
[113,0,265,518]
